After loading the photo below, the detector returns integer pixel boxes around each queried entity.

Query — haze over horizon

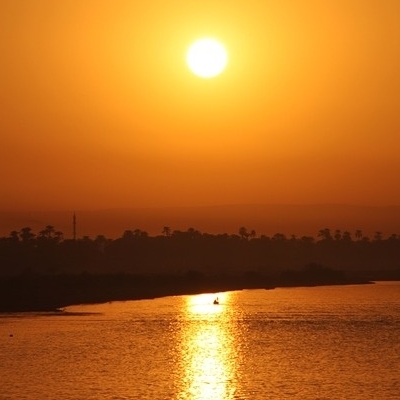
[1,203,399,241]
[1,1,399,222]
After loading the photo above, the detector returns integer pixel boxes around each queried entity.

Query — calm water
[1,282,399,400]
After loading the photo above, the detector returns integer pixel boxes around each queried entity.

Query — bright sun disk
[186,38,228,78]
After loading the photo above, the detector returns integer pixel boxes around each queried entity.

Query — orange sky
[1,0,400,212]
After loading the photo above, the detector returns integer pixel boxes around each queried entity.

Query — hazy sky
[1,0,399,212]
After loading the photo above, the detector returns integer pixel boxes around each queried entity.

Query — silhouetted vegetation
[1,226,399,311]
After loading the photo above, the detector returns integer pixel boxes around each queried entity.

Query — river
[1,281,399,399]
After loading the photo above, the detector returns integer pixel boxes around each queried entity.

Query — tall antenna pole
[73,212,76,241]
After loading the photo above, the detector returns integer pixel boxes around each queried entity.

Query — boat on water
[213,297,219,305]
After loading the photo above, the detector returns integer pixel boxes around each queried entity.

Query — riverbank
[0,270,373,312]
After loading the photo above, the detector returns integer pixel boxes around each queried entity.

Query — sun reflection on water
[177,292,239,400]
[187,293,226,315]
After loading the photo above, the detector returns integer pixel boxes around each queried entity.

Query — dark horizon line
[4,226,399,241]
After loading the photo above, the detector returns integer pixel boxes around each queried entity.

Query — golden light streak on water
[186,292,227,315]
[177,292,239,399]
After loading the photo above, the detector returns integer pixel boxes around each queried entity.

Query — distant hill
[1,204,399,239]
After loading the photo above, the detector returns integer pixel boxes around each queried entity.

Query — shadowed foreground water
[1,282,399,399]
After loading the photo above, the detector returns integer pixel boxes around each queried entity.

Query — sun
[186,38,228,78]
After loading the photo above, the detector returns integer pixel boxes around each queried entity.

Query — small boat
[213,297,219,305]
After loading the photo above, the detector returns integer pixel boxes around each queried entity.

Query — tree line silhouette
[1,225,399,279]
[1,224,399,311]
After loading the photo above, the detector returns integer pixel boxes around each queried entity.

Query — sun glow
[186,38,228,78]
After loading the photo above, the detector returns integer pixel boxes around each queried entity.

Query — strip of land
[0,270,373,312]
